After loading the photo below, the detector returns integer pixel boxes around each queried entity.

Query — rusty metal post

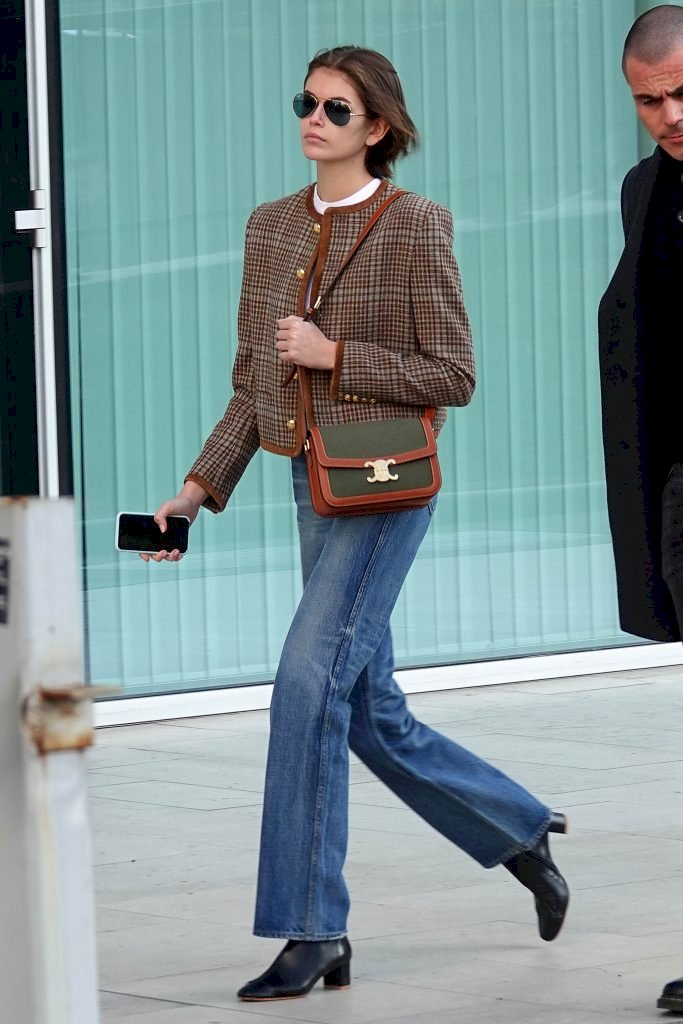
[0,497,100,1024]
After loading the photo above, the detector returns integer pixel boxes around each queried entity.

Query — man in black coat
[599,4,683,1013]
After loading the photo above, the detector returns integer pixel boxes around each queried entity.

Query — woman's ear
[365,118,390,148]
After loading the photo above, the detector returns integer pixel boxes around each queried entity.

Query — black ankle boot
[237,937,351,1001]
[504,812,569,942]
[657,975,683,1012]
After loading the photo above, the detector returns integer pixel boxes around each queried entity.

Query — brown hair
[305,46,419,180]
[622,4,683,75]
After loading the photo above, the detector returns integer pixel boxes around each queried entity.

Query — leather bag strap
[297,189,434,429]
[304,189,406,321]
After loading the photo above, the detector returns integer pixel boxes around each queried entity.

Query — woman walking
[144,45,569,1001]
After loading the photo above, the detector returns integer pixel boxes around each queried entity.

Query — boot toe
[657,977,683,1012]
[237,980,297,1001]
[237,967,291,1001]
[535,881,570,942]
[533,859,570,941]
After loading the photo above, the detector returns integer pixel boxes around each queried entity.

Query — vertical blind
[60,0,641,696]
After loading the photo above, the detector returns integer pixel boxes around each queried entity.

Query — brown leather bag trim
[304,453,441,515]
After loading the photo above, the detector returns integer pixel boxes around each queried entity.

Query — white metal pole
[0,498,100,1024]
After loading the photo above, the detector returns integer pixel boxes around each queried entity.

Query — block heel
[324,961,351,988]
[548,811,568,834]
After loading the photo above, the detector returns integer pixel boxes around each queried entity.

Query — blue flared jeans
[253,456,551,939]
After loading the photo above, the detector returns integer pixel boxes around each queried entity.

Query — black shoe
[504,811,569,942]
[658,977,683,1013]
[237,937,351,1001]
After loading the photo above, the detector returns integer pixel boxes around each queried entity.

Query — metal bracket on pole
[14,189,48,248]
[22,685,119,755]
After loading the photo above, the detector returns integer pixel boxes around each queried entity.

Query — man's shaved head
[623,4,683,75]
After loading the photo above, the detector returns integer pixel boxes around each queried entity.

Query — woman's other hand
[140,483,205,563]
[275,316,336,370]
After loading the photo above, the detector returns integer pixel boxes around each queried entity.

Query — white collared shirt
[313,178,382,214]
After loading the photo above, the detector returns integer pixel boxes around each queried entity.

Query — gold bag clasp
[364,459,398,483]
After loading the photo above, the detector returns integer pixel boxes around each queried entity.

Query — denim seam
[304,514,393,935]
[305,672,336,935]
[357,673,550,869]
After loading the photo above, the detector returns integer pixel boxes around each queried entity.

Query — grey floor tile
[558,799,683,840]
[500,674,661,694]
[91,756,266,794]
[92,829,194,867]
[465,756,683,796]
[97,884,256,925]
[551,876,683,937]
[93,780,261,812]
[92,668,683,1024]
[161,711,270,735]
[98,917,262,987]
[103,966,483,1023]
[97,730,270,762]
[98,991,188,1020]
[524,721,683,751]
[89,797,263,853]
[96,906,187,933]
[88,747,190,770]
[377,1004,617,1024]
[135,1012,311,1024]
[96,723,213,749]
[94,846,259,905]
[438,729,683,770]
[90,772,146,789]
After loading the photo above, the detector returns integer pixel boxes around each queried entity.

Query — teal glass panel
[60,0,644,696]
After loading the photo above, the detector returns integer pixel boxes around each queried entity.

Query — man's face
[625,49,683,160]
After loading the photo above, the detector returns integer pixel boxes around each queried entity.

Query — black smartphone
[115,512,190,554]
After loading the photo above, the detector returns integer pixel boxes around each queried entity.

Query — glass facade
[60,0,646,697]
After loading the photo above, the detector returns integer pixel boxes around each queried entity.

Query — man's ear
[365,118,390,148]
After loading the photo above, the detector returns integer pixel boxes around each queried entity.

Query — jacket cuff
[184,473,225,514]
[329,339,345,400]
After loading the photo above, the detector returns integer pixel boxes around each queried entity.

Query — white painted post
[0,497,100,1024]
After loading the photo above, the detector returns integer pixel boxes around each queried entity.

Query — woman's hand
[140,485,204,563]
[275,316,336,370]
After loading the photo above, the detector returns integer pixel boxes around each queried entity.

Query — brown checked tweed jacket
[186,179,475,512]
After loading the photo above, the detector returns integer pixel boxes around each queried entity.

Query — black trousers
[662,463,683,628]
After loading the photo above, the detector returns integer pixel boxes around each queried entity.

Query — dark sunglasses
[292,91,368,127]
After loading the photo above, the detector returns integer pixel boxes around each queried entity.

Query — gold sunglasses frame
[293,91,369,126]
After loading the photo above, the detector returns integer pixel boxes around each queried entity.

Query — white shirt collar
[313,178,382,214]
